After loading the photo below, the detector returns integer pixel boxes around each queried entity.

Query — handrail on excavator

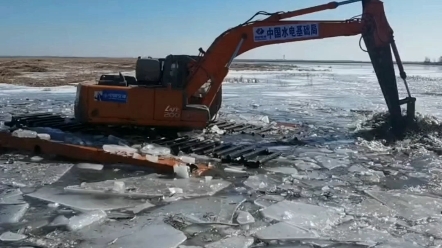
[185,0,415,136]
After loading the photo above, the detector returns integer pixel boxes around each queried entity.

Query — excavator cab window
[161,55,193,89]
[170,63,179,78]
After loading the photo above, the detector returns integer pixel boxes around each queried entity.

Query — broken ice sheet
[314,155,349,170]
[0,161,73,187]
[150,195,245,224]
[64,173,231,199]
[254,222,319,241]
[254,195,285,208]
[243,174,281,191]
[76,221,187,248]
[140,143,171,156]
[76,163,104,171]
[204,236,254,248]
[265,166,298,175]
[67,210,107,231]
[293,160,321,171]
[341,197,396,218]
[0,202,29,224]
[366,190,442,221]
[0,187,24,204]
[63,197,243,247]
[325,220,418,247]
[260,200,345,232]
[102,144,138,155]
[26,187,145,212]
[0,231,27,241]
[236,210,255,225]
[411,220,442,239]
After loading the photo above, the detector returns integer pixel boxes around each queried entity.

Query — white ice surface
[64,173,231,199]
[26,187,146,212]
[3,63,442,246]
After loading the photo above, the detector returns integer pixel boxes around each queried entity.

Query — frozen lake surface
[2,62,442,247]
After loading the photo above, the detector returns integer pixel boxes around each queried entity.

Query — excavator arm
[185,0,415,135]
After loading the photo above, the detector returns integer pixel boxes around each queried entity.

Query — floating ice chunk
[112,181,125,193]
[0,188,24,204]
[293,160,321,170]
[255,222,318,241]
[169,187,184,195]
[76,163,104,171]
[0,231,27,242]
[260,200,344,231]
[30,156,44,162]
[254,195,285,208]
[412,221,442,239]
[174,164,190,179]
[243,174,280,191]
[314,155,349,170]
[140,143,171,156]
[265,166,298,175]
[342,198,396,217]
[37,133,51,140]
[65,173,231,199]
[132,153,144,159]
[67,210,107,231]
[149,195,245,224]
[30,127,64,141]
[180,155,196,164]
[236,210,255,225]
[27,187,143,211]
[204,236,254,248]
[125,201,155,214]
[102,144,137,155]
[49,215,69,227]
[402,232,432,247]
[225,167,248,174]
[325,222,411,247]
[348,164,368,173]
[145,154,159,162]
[208,125,225,135]
[366,190,442,221]
[11,129,37,138]
[0,162,73,187]
[109,223,187,248]
[0,202,29,224]
[360,169,385,183]
[48,202,59,208]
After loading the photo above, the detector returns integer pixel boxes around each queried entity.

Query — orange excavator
[74,0,415,135]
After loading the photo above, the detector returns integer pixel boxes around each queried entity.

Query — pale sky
[1,0,440,61]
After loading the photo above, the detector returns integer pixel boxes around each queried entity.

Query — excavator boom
[185,0,415,135]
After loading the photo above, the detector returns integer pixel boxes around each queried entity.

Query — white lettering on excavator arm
[164,105,180,118]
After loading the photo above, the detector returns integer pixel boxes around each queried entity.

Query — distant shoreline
[0,56,439,66]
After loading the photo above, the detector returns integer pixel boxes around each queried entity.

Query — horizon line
[0,55,435,64]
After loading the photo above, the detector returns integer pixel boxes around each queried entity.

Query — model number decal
[164,105,180,118]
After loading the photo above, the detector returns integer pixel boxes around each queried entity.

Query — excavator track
[3,113,293,168]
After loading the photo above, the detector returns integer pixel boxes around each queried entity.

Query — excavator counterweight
[71,0,413,135]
